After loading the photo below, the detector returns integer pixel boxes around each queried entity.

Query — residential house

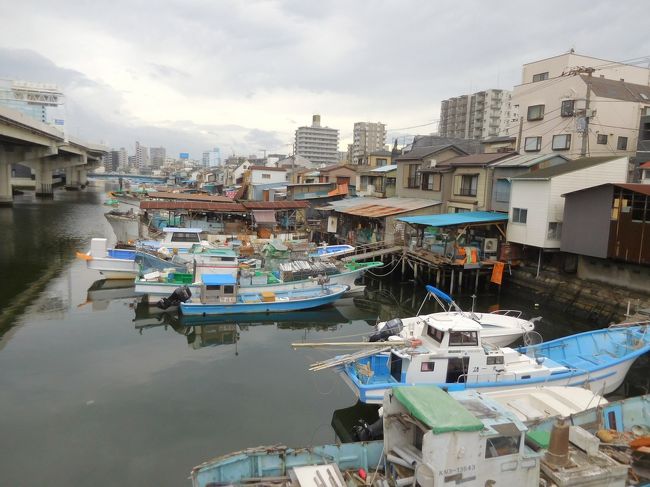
[480,136,516,154]
[444,152,517,213]
[357,165,397,198]
[286,181,353,223]
[242,166,287,201]
[561,183,650,291]
[395,144,467,201]
[487,153,569,212]
[506,156,629,253]
[512,52,650,158]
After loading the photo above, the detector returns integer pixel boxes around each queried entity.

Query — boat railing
[489,309,523,318]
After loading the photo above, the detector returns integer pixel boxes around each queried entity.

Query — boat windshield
[448,331,478,346]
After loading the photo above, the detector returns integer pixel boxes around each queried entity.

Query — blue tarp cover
[202,274,237,285]
[398,211,508,227]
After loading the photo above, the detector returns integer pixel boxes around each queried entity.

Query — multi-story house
[357,150,395,197]
[438,89,513,140]
[294,114,339,166]
[351,122,386,165]
[511,52,650,159]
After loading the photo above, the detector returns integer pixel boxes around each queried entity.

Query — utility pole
[580,67,595,157]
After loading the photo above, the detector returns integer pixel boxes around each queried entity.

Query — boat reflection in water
[132,299,366,350]
[81,279,140,312]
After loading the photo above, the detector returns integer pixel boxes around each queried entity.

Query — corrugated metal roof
[371,164,398,173]
[488,153,569,168]
[146,192,235,203]
[328,197,440,217]
[252,209,277,223]
[398,211,509,227]
[511,156,625,180]
[563,182,650,197]
[140,201,247,211]
[242,201,309,209]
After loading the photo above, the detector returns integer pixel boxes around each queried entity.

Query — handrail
[489,309,523,318]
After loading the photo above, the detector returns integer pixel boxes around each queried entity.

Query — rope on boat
[366,256,404,277]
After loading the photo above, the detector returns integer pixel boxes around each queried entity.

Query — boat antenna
[471,294,477,312]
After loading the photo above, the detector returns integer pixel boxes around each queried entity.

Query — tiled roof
[583,75,650,103]
[447,153,515,166]
[394,144,464,161]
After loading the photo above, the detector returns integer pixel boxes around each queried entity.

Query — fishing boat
[137,227,209,251]
[191,385,542,487]
[77,238,140,279]
[135,260,382,300]
[311,244,356,259]
[179,275,349,316]
[371,285,537,348]
[321,320,650,404]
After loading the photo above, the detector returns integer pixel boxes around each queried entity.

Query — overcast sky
[1,0,649,158]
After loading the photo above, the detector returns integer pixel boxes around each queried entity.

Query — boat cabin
[382,386,539,486]
[200,274,238,304]
[387,314,556,388]
[186,247,239,279]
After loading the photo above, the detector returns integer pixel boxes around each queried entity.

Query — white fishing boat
[137,227,209,251]
[77,238,140,279]
[308,319,650,404]
[371,285,537,348]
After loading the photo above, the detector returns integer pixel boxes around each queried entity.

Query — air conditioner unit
[483,238,498,253]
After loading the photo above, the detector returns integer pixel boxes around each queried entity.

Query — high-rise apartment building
[294,114,339,166]
[149,146,166,168]
[135,141,150,171]
[202,148,222,168]
[438,89,512,140]
[351,122,386,165]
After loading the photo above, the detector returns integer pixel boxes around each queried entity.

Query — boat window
[420,362,435,372]
[221,257,236,262]
[171,232,201,243]
[223,285,234,294]
[485,424,521,459]
[449,331,478,346]
[414,427,424,451]
[427,326,444,343]
[487,356,504,365]
[206,285,221,291]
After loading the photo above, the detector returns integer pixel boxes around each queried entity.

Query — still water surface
[0,184,646,486]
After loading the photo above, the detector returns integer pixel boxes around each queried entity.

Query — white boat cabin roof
[162,227,203,233]
[423,313,483,333]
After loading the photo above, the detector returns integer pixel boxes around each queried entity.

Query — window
[617,136,628,150]
[547,222,563,240]
[512,208,527,223]
[597,134,608,145]
[631,194,649,222]
[485,424,521,459]
[421,173,441,191]
[376,158,388,167]
[487,356,505,365]
[427,326,444,343]
[261,173,271,179]
[206,285,221,291]
[524,136,542,152]
[405,164,420,188]
[495,179,511,203]
[532,72,549,82]
[552,134,571,150]
[170,232,201,242]
[223,285,235,294]
[421,362,435,372]
[561,100,575,117]
[455,174,478,196]
[643,122,650,141]
[527,104,545,121]
[449,331,478,346]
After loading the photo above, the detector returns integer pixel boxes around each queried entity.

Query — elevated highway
[0,105,107,206]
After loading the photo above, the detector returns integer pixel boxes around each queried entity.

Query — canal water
[0,183,647,486]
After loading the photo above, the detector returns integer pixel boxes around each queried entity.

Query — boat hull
[180,285,349,316]
[86,257,139,279]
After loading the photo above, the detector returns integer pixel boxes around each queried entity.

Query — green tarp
[393,387,484,434]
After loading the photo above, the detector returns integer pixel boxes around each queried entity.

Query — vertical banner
[491,261,504,285]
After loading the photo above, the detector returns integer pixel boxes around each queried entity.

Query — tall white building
[352,122,386,165]
[202,148,222,168]
[294,114,339,166]
[0,80,65,129]
[135,141,150,170]
[438,89,512,140]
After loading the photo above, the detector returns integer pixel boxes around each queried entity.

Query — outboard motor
[157,285,192,310]
[368,318,403,342]
[353,417,384,441]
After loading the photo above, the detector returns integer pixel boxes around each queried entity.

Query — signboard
[179,152,189,159]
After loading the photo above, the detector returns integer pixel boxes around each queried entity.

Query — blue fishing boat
[328,319,650,403]
[180,274,349,316]
[311,244,356,259]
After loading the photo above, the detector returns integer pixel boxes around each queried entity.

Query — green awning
[393,386,484,434]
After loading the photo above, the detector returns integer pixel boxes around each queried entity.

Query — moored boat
[180,275,349,315]
[311,244,356,259]
[77,238,139,279]
[329,320,650,404]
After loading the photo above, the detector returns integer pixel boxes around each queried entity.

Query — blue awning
[201,274,237,285]
[398,211,508,227]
